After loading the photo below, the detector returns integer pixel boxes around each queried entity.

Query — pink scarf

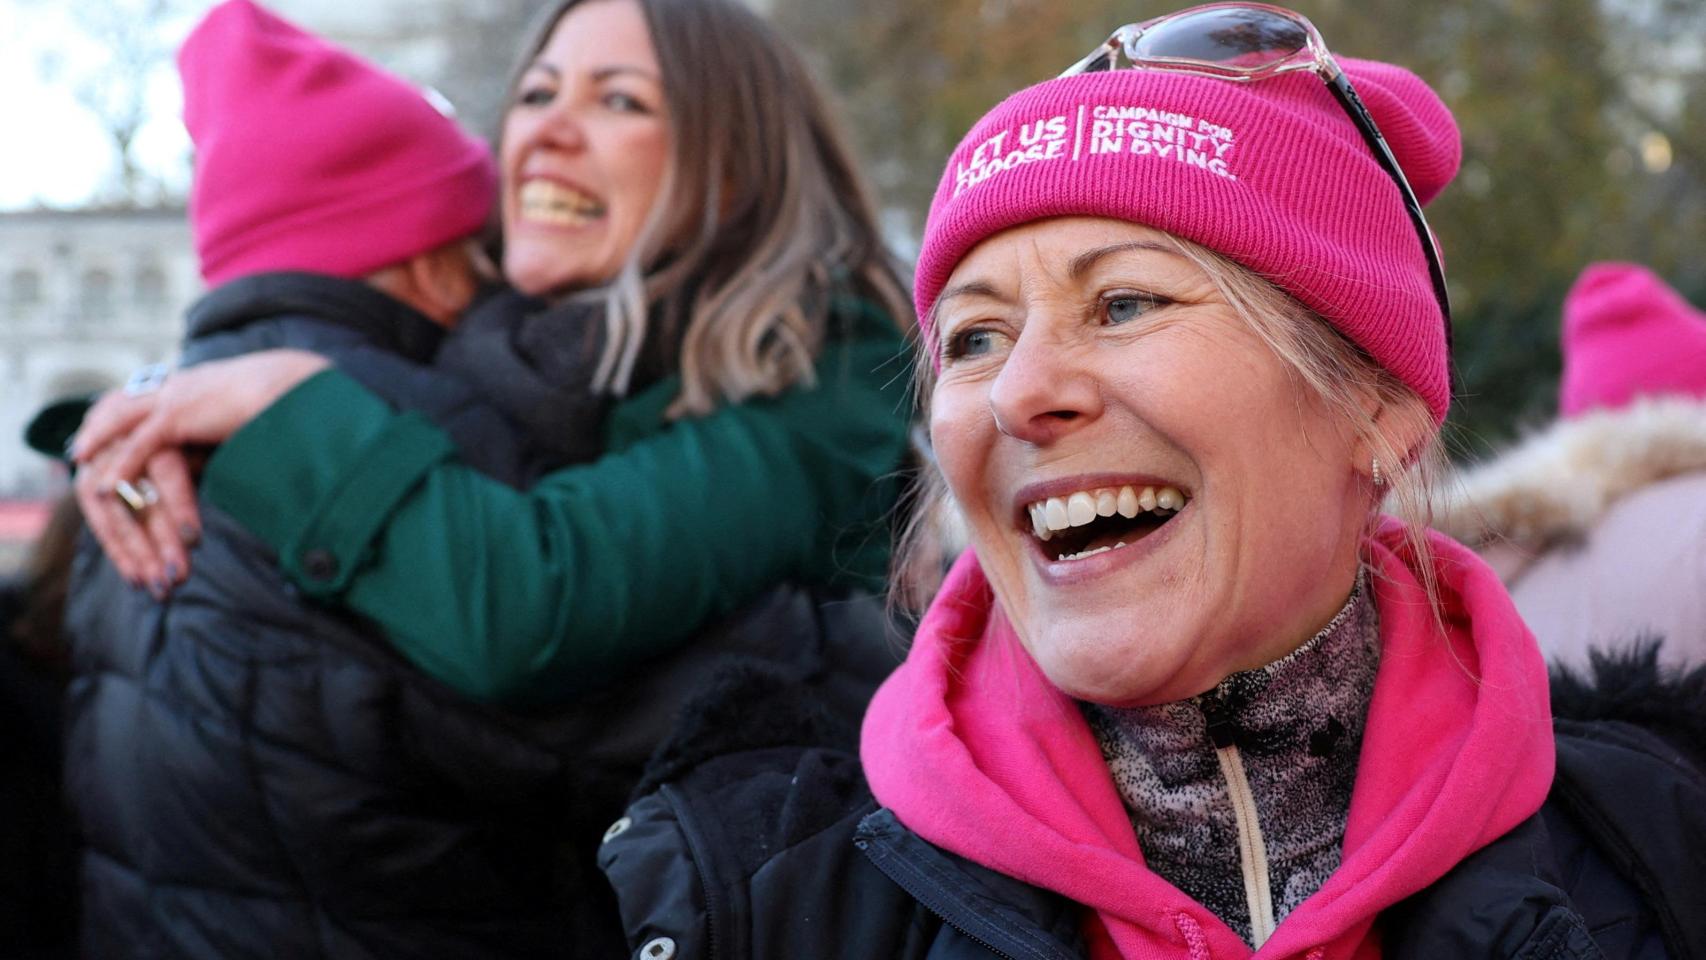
[861,521,1554,960]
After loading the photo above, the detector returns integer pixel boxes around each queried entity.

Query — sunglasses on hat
[1062,2,1453,349]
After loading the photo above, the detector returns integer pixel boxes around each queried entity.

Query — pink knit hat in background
[179,0,497,286]
[1559,262,1706,418]
[913,58,1461,423]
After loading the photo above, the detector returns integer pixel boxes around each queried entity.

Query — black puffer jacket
[599,648,1706,960]
[63,274,583,959]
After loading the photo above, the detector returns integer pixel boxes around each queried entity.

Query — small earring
[1371,456,1384,488]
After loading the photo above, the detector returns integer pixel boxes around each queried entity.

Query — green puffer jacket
[199,297,912,705]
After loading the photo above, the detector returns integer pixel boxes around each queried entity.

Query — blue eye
[1103,291,1169,324]
[943,328,999,361]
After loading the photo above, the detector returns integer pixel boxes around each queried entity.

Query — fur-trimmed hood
[1434,396,1706,553]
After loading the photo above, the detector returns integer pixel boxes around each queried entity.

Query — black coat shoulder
[599,738,1086,960]
[599,658,1084,960]
[1548,644,1706,958]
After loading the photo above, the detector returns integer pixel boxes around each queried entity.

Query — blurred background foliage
[759,0,1706,459]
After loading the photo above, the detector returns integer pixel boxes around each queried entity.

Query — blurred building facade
[0,208,195,498]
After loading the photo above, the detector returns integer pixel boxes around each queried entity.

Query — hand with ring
[72,348,331,595]
[112,477,160,514]
[75,447,198,598]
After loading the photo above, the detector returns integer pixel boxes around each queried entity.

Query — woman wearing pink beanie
[620,7,1693,959]
[1440,262,1706,673]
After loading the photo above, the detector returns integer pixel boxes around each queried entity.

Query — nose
[987,323,1102,445]
[533,101,588,152]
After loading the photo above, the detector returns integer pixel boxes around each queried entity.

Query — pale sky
[1,0,218,210]
[0,0,456,211]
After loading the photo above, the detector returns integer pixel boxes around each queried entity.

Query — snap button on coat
[639,936,676,959]
[604,816,632,843]
[300,548,339,582]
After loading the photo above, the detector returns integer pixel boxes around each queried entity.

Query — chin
[1023,617,1187,707]
[1016,624,1153,705]
[503,257,563,298]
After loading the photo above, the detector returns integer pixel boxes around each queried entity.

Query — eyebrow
[936,239,1182,310]
[934,279,1006,308]
[592,65,661,84]
[522,62,661,84]
[1067,240,1178,279]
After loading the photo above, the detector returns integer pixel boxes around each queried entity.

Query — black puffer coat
[64,274,901,958]
[599,648,1706,960]
[63,274,581,958]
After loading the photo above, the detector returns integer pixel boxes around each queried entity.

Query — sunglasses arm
[1323,71,1455,358]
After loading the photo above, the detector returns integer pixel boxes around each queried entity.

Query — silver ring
[123,363,171,397]
[113,478,160,515]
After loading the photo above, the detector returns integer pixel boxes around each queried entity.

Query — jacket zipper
[1202,699,1277,948]
[855,834,1029,960]
[661,784,720,960]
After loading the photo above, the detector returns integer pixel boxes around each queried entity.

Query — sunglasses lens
[1130,8,1309,68]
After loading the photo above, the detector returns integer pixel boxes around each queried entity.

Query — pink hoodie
[861,521,1555,960]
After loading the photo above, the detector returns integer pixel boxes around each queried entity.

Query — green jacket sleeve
[199,322,911,705]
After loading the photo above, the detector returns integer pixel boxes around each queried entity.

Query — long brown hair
[505,0,913,417]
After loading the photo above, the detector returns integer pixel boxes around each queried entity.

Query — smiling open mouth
[1024,484,1189,562]
[519,179,607,225]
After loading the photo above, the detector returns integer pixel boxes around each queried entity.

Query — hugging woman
[592,5,1706,959]
[63,0,911,955]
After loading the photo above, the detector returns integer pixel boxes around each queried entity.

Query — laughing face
[929,217,1371,706]
[500,0,671,297]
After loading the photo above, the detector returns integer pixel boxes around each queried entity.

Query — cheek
[498,116,530,190]
[928,384,995,511]
[613,128,671,220]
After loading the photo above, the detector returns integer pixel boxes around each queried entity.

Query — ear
[405,245,478,328]
[1349,386,1436,484]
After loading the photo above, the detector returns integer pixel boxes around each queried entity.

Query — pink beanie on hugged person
[1559,262,1706,418]
[913,59,1461,423]
[179,0,497,286]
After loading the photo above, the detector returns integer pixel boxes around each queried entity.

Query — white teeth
[1116,486,1140,518]
[1067,492,1096,527]
[1057,540,1132,562]
[1094,489,1118,517]
[1044,498,1070,531]
[1025,482,1189,541]
[1029,503,1052,541]
[518,179,606,225]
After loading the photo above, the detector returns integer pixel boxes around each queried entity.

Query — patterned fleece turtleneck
[1081,574,1381,947]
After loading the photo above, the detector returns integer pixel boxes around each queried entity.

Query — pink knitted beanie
[1560,262,1706,418]
[180,0,497,286]
[914,58,1461,422]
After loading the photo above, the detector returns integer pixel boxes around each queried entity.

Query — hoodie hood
[861,520,1554,960]
[1434,396,1706,554]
